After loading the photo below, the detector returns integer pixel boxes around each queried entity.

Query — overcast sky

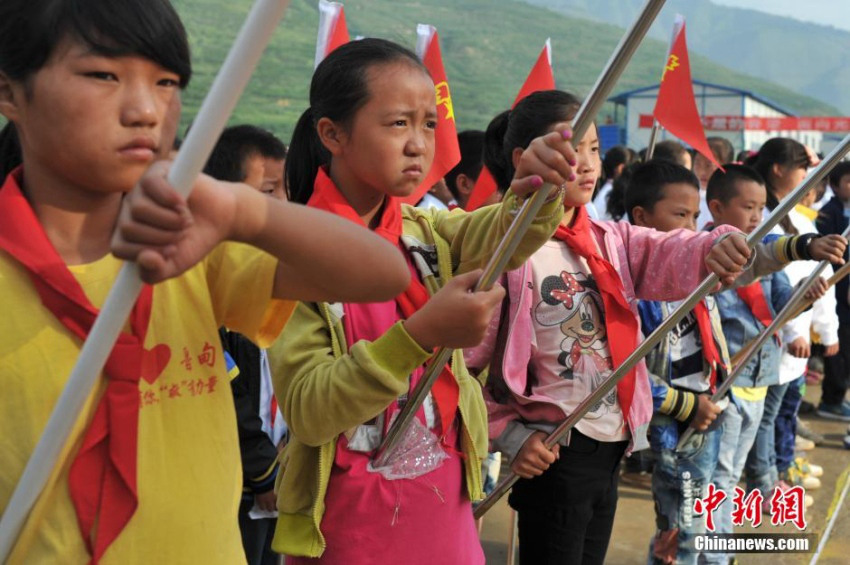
[712,0,850,31]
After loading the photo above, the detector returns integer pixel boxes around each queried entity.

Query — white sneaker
[802,475,822,490]
[795,436,816,451]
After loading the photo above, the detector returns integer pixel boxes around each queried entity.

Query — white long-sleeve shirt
[775,208,839,384]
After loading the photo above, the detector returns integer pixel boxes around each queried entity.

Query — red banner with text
[639,114,850,132]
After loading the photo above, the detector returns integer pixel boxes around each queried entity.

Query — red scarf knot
[0,167,157,563]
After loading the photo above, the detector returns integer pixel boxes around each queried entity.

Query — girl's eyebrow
[380,108,438,119]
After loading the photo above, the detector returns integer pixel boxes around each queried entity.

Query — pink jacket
[466,220,738,457]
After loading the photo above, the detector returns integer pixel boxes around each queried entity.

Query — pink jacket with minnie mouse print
[465,219,738,459]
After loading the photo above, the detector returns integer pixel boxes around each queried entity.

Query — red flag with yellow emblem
[652,21,722,170]
[466,39,555,211]
[402,24,461,205]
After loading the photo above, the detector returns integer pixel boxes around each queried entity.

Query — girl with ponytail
[270,38,574,563]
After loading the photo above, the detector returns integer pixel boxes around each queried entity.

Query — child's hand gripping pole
[728,232,849,368]
[371,0,669,471]
[0,0,291,559]
[777,253,850,327]
[677,218,850,451]
[372,183,558,467]
[476,132,850,520]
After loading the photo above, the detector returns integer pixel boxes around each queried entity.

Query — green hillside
[524,0,850,115]
[172,0,839,142]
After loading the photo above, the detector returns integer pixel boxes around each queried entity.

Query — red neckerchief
[693,300,723,391]
[736,281,780,344]
[307,168,459,438]
[0,168,158,563]
[552,206,639,423]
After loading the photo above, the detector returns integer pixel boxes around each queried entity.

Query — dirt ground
[480,383,850,564]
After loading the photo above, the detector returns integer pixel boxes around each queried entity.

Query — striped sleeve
[657,386,698,423]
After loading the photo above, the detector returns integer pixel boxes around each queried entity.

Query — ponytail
[0,122,22,180]
[482,110,511,190]
[607,162,636,221]
[481,90,582,193]
[285,107,329,204]
[764,187,797,235]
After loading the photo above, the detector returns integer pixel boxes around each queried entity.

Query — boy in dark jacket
[206,125,288,565]
[815,161,850,420]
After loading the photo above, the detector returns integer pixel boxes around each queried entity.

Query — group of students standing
[203,48,850,565]
[2,2,849,565]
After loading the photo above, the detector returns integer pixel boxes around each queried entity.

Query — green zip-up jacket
[268,192,563,557]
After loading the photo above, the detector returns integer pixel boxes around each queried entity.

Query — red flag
[402,25,461,205]
[513,38,556,108]
[466,39,554,211]
[652,22,723,170]
[315,0,350,68]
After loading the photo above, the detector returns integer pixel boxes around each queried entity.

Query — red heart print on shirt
[141,343,171,384]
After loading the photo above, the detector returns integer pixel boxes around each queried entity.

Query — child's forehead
[364,63,436,110]
[731,179,765,200]
[660,181,698,196]
[366,61,432,90]
[546,121,597,141]
[41,35,88,62]
[42,31,187,82]
[47,35,138,65]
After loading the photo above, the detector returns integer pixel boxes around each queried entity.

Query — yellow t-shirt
[0,243,294,564]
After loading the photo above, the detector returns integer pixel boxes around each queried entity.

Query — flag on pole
[402,24,461,205]
[652,19,723,170]
[513,38,555,107]
[466,39,555,211]
[314,0,350,68]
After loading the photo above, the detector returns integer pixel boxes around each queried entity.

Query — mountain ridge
[522,0,850,115]
[170,0,841,141]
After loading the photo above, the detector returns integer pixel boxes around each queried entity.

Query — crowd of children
[3,2,850,565]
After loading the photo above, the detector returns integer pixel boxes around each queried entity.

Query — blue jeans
[482,451,502,495]
[649,426,721,565]
[701,394,765,565]
[776,377,804,474]
[745,382,789,498]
